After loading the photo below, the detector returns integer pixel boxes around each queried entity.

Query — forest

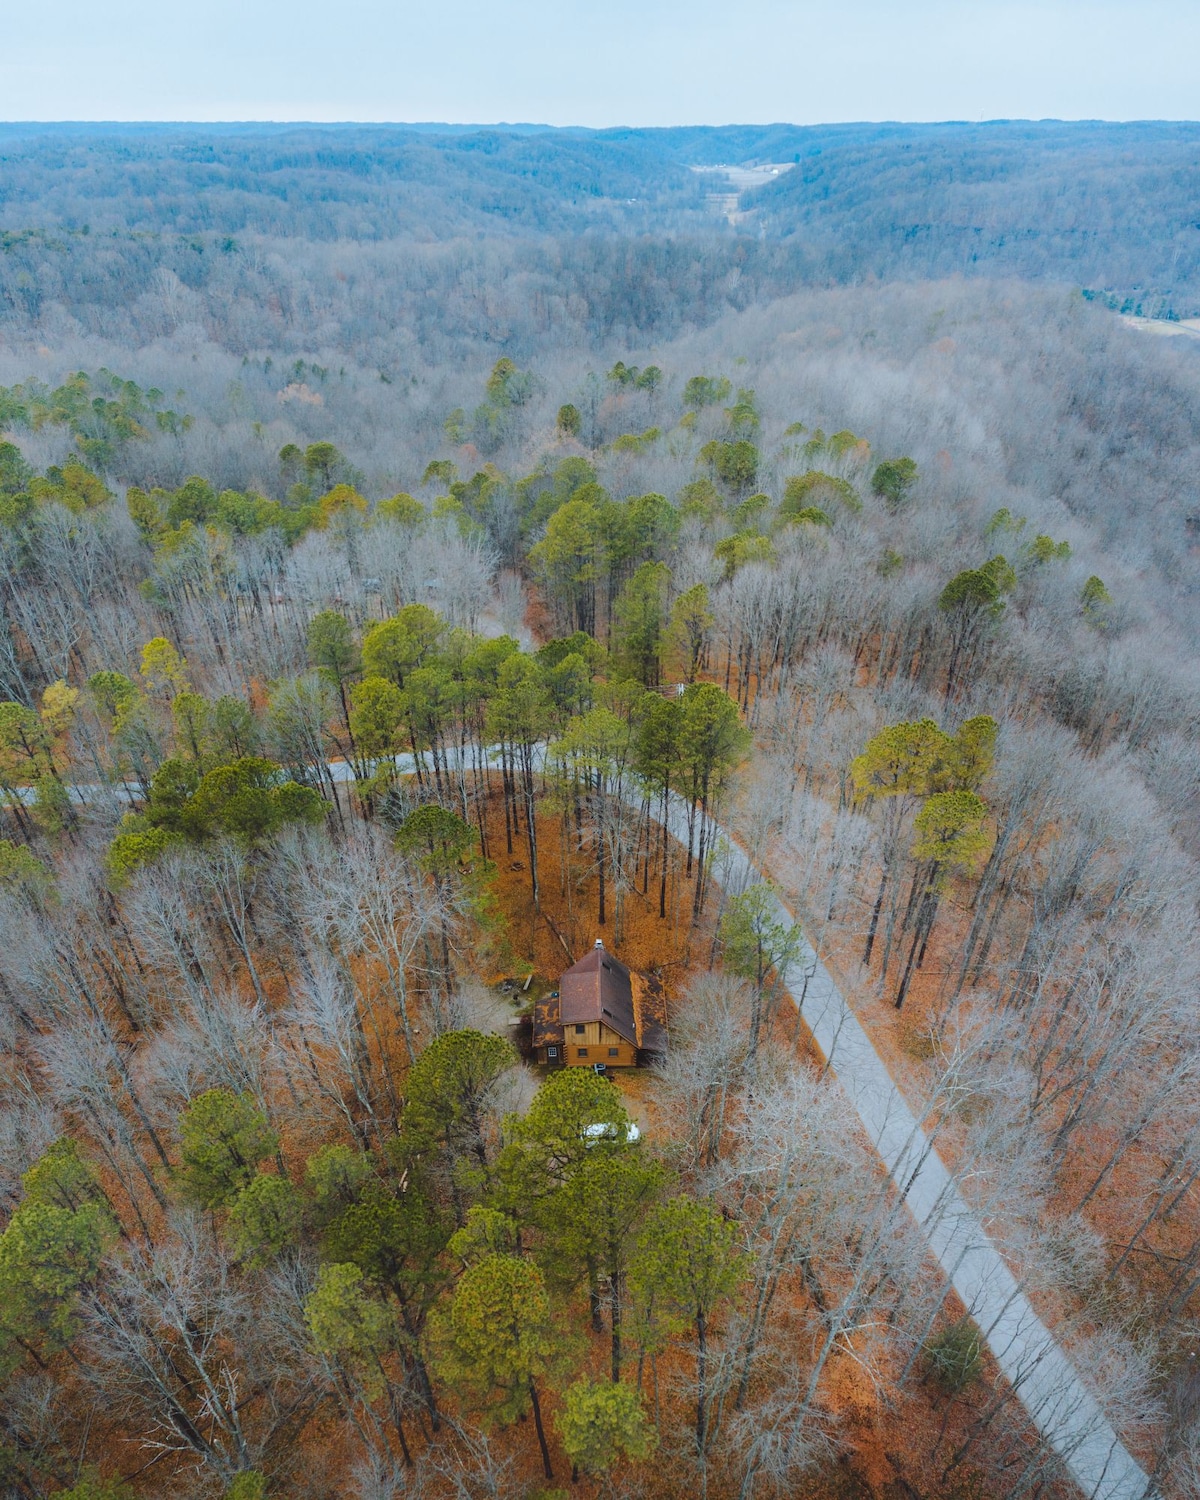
[1,121,1200,1500]
[6,121,1200,313]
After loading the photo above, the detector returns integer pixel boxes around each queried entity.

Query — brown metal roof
[531,992,564,1051]
[559,943,638,1047]
[632,970,668,1056]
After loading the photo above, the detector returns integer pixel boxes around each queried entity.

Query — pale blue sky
[2,0,1197,126]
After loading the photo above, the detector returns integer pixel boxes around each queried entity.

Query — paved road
[662,791,1150,1500]
[23,750,1150,1497]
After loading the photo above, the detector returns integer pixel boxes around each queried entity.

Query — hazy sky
[3,0,1197,126]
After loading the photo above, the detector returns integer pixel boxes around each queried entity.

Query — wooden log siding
[563,1018,638,1067]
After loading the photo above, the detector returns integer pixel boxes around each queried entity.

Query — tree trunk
[522,747,539,908]
[695,1309,709,1454]
[611,1270,622,1382]
[596,770,607,927]
[529,1378,554,1479]
[659,786,671,919]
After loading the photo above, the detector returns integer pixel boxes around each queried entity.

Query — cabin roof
[632,969,668,1056]
[531,993,564,1051]
[559,943,638,1046]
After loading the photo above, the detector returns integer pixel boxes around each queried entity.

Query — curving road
[663,790,1150,1500]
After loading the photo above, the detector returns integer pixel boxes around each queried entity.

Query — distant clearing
[690,161,796,221]
[1122,313,1200,340]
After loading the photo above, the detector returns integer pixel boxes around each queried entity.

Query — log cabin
[532,940,666,1068]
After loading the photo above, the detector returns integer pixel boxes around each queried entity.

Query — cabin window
[547,1047,558,1058]
[608,1048,619,1057]
[575,1024,585,1034]
[577,1047,589,1057]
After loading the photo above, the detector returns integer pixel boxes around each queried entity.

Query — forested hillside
[748,120,1200,316]
[2,119,1200,1500]
[0,123,710,239]
[6,121,1200,311]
